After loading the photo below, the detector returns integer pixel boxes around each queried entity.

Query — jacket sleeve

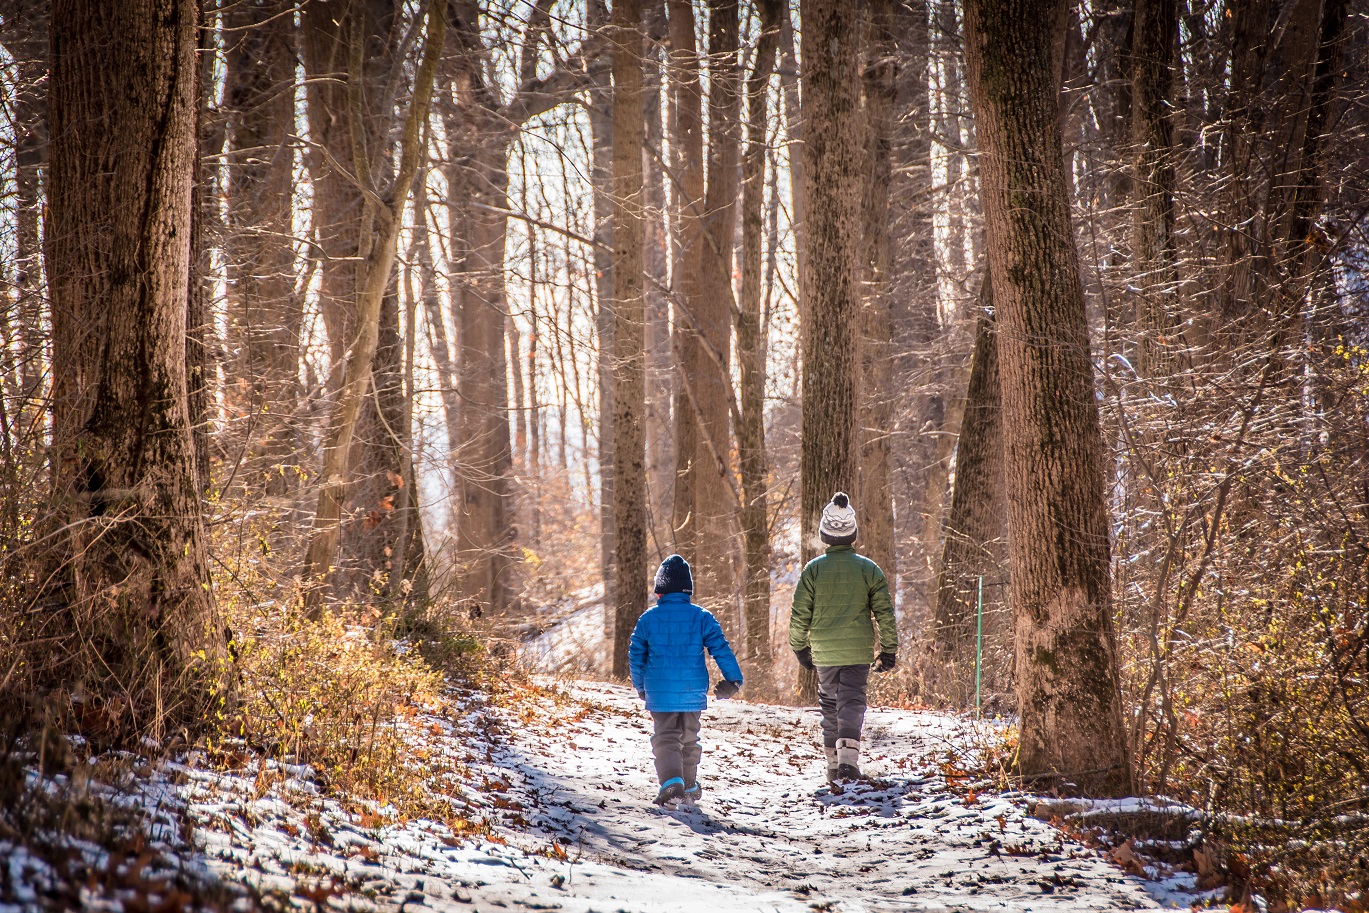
[868,563,898,653]
[628,615,649,692]
[702,612,744,683]
[789,562,816,652]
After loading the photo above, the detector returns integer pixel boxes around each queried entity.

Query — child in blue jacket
[629,554,744,806]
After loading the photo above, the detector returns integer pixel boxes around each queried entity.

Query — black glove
[874,651,897,673]
[713,680,741,700]
[795,647,814,670]
[637,691,646,701]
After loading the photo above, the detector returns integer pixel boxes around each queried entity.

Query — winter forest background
[2,0,1368,906]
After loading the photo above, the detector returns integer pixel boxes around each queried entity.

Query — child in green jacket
[789,492,898,782]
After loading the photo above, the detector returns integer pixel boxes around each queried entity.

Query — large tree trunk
[797,0,864,701]
[932,273,1009,709]
[737,0,781,700]
[223,0,301,491]
[963,0,1132,796]
[609,0,649,679]
[45,0,225,744]
[858,0,897,589]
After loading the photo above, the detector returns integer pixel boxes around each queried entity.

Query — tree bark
[302,0,444,602]
[589,0,617,613]
[963,0,1133,796]
[301,0,426,597]
[643,0,673,557]
[223,0,301,490]
[45,0,225,743]
[1128,0,1181,381]
[669,0,740,629]
[667,0,705,559]
[609,0,649,680]
[0,0,49,413]
[858,0,898,589]
[932,272,1009,709]
[797,0,864,701]
[737,0,781,699]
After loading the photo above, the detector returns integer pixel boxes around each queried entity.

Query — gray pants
[817,664,870,747]
[650,711,702,785]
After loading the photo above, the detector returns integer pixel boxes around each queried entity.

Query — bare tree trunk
[187,8,221,498]
[223,0,301,490]
[963,0,1132,796]
[302,1,444,602]
[692,0,742,629]
[643,0,674,557]
[0,0,48,415]
[1129,0,1181,381]
[301,0,425,597]
[797,0,864,702]
[414,173,461,460]
[858,0,897,587]
[609,0,648,679]
[45,0,225,743]
[667,0,705,564]
[888,0,940,628]
[932,273,1009,708]
[589,0,616,612]
[737,0,781,699]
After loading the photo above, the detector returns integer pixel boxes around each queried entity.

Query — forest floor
[2,676,1214,913]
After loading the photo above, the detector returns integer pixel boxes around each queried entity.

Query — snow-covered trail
[35,678,1180,912]
[482,681,1161,913]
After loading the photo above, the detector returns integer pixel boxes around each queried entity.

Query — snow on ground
[2,680,1209,912]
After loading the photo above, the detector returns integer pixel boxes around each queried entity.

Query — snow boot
[685,781,703,802]
[824,746,839,782]
[655,777,687,806]
[835,738,861,781]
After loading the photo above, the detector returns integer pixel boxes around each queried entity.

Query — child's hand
[713,680,741,700]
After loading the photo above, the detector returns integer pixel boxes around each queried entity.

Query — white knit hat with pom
[820,492,858,542]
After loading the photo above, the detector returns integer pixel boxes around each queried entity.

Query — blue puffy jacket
[629,593,744,712]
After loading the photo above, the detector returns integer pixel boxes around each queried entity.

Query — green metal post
[975,575,984,716]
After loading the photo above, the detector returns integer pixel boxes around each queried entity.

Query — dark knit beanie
[654,554,693,595]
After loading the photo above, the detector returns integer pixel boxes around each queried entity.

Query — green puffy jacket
[789,546,898,667]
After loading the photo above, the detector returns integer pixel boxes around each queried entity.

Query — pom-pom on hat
[654,554,694,595]
[820,492,858,546]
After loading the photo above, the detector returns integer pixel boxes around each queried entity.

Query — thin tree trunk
[963,0,1133,796]
[797,0,864,702]
[609,0,648,680]
[737,0,781,700]
[45,0,225,743]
